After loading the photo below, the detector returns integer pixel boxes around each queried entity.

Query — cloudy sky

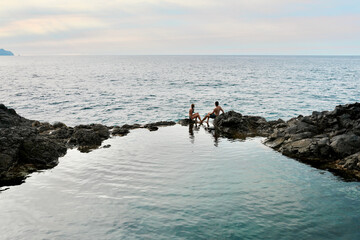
[1,0,359,55]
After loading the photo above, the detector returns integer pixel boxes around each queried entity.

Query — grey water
[1,126,360,239]
[1,56,360,239]
[1,56,360,126]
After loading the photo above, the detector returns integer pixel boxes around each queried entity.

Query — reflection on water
[3,125,358,239]
[188,123,195,143]
[188,122,220,147]
[188,122,201,144]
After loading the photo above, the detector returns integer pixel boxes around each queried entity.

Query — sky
[0,0,359,55]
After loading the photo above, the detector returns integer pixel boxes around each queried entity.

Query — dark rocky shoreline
[1,102,360,187]
[213,103,360,181]
[263,103,360,180]
[0,104,175,187]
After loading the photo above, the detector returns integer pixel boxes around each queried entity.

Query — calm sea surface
[1,56,360,125]
[1,56,360,239]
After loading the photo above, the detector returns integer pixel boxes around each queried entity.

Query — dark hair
[215,101,219,106]
[191,104,195,108]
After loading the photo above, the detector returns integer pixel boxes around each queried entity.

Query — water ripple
[1,56,359,125]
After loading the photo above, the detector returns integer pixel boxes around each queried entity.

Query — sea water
[1,56,360,239]
[1,56,360,125]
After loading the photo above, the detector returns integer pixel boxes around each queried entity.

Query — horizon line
[7,54,360,57]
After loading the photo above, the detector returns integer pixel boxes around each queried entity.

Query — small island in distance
[0,48,14,56]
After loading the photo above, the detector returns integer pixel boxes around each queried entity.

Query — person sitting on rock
[201,101,224,124]
[189,103,202,123]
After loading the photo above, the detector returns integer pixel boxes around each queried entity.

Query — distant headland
[0,49,14,56]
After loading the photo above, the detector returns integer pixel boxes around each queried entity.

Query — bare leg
[203,112,211,124]
[199,114,206,124]
[196,113,202,123]
[201,115,207,124]
[191,113,202,123]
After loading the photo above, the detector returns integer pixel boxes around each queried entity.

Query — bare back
[213,106,224,116]
[189,108,194,117]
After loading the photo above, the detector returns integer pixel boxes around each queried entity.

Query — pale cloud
[1,0,359,55]
[0,15,106,38]
[196,15,360,42]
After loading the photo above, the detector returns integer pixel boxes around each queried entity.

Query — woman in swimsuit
[189,104,202,123]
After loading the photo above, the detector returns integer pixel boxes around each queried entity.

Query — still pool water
[1,125,359,239]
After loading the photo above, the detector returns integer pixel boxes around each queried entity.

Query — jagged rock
[19,137,67,167]
[144,121,175,127]
[0,105,112,186]
[0,153,13,173]
[0,105,68,186]
[147,126,158,131]
[90,124,110,139]
[0,104,32,127]
[32,121,40,127]
[72,128,102,146]
[213,111,278,137]
[178,118,195,126]
[52,122,67,129]
[50,127,74,140]
[71,124,110,152]
[38,122,52,133]
[122,124,141,130]
[266,137,285,148]
[144,121,175,131]
[330,133,360,158]
[264,102,360,179]
[338,152,360,170]
[112,126,130,136]
[211,103,360,179]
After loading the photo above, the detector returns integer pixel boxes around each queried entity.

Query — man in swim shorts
[201,101,225,124]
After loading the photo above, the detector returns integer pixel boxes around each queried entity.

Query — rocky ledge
[213,111,285,138]
[1,102,360,187]
[210,103,360,180]
[0,104,175,187]
[264,103,360,180]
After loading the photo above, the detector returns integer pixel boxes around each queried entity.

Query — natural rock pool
[1,125,360,239]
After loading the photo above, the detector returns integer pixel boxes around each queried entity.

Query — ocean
[1,55,360,126]
[1,56,360,239]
